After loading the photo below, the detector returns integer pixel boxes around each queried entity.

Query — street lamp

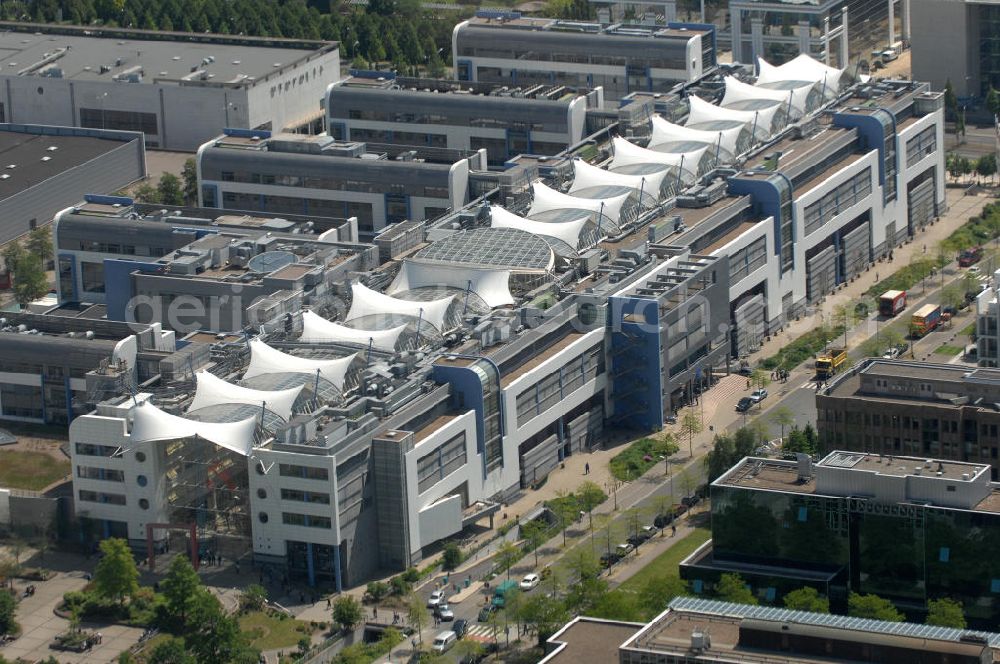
[97,92,109,130]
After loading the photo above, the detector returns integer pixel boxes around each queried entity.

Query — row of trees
[946,153,997,183]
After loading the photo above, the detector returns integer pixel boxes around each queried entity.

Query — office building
[911,0,998,98]
[976,277,1000,366]
[197,130,487,236]
[0,23,339,150]
[327,73,605,166]
[53,197,375,333]
[541,597,1000,664]
[0,311,176,426]
[452,13,715,101]
[0,124,145,245]
[681,450,1000,625]
[728,0,906,68]
[816,359,1000,478]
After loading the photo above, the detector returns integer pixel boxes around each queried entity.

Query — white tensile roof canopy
[568,158,668,206]
[687,95,778,141]
[609,136,707,185]
[130,401,258,457]
[388,259,515,309]
[649,116,744,160]
[300,310,406,352]
[528,181,630,224]
[188,371,303,421]
[721,75,814,119]
[244,338,357,391]
[757,54,843,99]
[489,205,588,251]
[346,281,454,331]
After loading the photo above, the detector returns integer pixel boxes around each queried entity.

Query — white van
[432,630,457,653]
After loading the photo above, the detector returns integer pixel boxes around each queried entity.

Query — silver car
[435,603,455,621]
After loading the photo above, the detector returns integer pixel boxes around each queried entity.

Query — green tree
[847,592,904,622]
[442,542,462,571]
[926,597,966,628]
[551,491,579,546]
[978,154,997,183]
[407,592,429,643]
[715,573,757,605]
[591,590,643,621]
[185,589,258,664]
[705,432,737,483]
[520,519,548,567]
[158,173,184,206]
[452,638,484,663]
[148,636,196,664]
[577,481,606,530]
[0,589,16,635]
[770,406,795,440]
[637,575,687,617]
[782,587,830,613]
[988,86,1000,117]
[239,584,267,613]
[680,410,703,457]
[181,158,199,205]
[494,541,521,581]
[332,595,364,632]
[25,225,53,263]
[132,181,161,203]
[365,580,390,604]
[516,594,569,646]
[93,538,138,606]
[160,555,202,628]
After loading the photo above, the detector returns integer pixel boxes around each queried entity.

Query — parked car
[519,573,540,591]
[452,619,469,638]
[478,605,496,622]
[615,542,634,558]
[432,631,457,653]
[434,603,454,621]
[969,265,982,275]
[750,388,768,403]
[600,551,620,567]
[427,589,445,608]
[641,525,659,538]
[681,494,701,508]
[882,347,901,360]
[736,397,754,412]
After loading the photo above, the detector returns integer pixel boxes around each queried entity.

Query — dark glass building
[682,450,1000,627]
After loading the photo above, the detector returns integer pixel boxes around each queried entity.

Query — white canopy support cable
[188,371,303,421]
[489,205,588,250]
[649,116,743,160]
[527,181,630,224]
[388,259,515,308]
[686,95,778,142]
[721,75,814,119]
[609,136,707,185]
[300,310,406,352]
[345,281,454,331]
[567,158,668,207]
[756,54,843,100]
[244,338,356,391]
[130,401,257,457]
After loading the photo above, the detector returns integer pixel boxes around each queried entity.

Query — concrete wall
[911,0,976,97]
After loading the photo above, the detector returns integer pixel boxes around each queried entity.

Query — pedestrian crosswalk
[464,624,497,642]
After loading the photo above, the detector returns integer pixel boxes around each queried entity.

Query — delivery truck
[878,290,907,317]
[815,347,848,380]
[910,304,941,338]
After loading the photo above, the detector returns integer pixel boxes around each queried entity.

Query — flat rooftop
[0,129,135,200]
[464,15,711,38]
[0,23,333,85]
[543,618,642,664]
[498,331,586,387]
[624,597,1000,662]
[337,75,589,102]
[817,451,989,482]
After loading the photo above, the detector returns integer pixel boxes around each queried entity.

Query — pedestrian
[671,525,677,536]
[327,597,331,609]
[875,272,879,282]
[373,606,378,620]
[584,462,590,475]
[746,379,751,390]
[411,638,417,650]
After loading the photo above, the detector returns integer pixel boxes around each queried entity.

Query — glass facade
[705,484,1000,626]
[980,4,1000,96]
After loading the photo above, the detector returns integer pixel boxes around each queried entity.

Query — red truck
[878,290,906,317]
[959,246,984,267]
[910,304,942,338]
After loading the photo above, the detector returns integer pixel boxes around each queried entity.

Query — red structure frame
[146,522,199,572]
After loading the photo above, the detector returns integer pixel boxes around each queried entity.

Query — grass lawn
[239,611,314,651]
[615,527,711,595]
[610,437,679,482]
[0,449,69,490]
[934,344,964,356]
[960,322,976,337]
